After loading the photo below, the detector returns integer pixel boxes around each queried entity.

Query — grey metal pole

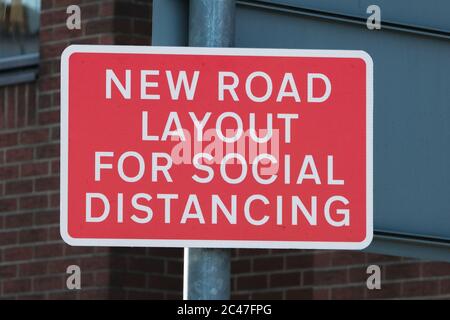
[189,0,235,47]
[184,0,235,300]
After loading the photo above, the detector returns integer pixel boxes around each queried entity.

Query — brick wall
[1,0,449,300]
[231,250,450,299]
[0,0,183,300]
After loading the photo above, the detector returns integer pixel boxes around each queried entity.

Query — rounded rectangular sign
[60,45,373,249]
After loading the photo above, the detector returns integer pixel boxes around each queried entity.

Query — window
[0,0,40,86]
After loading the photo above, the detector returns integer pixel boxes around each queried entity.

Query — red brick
[35,176,59,191]
[366,283,402,299]
[110,255,128,269]
[231,293,250,299]
[17,85,26,127]
[231,259,251,274]
[3,279,31,295]
[41,8,67,26]
[0,165,19,180]
[52,92,60,105]
[440,279,450,294]
[5,180,33,195]
[94,271,111,287]
[252,291,283,299]
[19,228,48,243]
[313,288,330,299]
[128,257,165,273]
[0,231,18,246]
[19,262,48,276]
[285,288,313,299]
[39,61,53,77]
[100,34,116,45]
[36,144,60,159]
[269,272,301,287]
[0,198,17,212]
[47,292,79,300]
[402,280,440,297]
[51,160,60,174]
[80,256,110,270]
[50,193,60,207]
[21,162,49,177]
[0,132,18,147]
[64,246,95,256]
[422,262,450,277]
[133,19,152,35]
[38,109,60,125]
[303,269,348,286]
[385,263,421,280]
[19,195,48,210]
[236,275,267,291]
[237,249,270,257]
[127,290,165,300]
[366,253,402,264]
[99,2,115,16]
[0,91,4,129]
[253,256,284,272]
[146,274,182,291]
[20,129,50,144]
[34,211,59,225]
[331,251,366,266]
[38,93,52,109]
[51,128,60,141]
[0,265,17,279]
[332,286,366,299]
[286,254,314,269]
[85,18,115,35]
[111,272,147,288]
[38,76,59,92]
[6,147,34,162]
[147,247,182,258]
[348,266,372,283]
[79,289,110,300]
[18,294,47,300]
[34,243,63,258]
[166,260,183,275]
[4,246,33,262]
[313,252,333,267]
[27,85,37,125]
[77,3,100,19]
[6,86,16,128]
[5,213,33,228]
[48,226,62,240]
[33,276,64,291]
[47,258,80,274]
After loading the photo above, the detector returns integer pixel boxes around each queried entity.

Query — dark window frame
[0,52,39,86]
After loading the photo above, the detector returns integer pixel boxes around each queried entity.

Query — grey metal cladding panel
[235,6,450,241]
[253,0,450,32]
[152,0,189,46]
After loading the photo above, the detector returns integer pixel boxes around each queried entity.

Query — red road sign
[60,45,373,249]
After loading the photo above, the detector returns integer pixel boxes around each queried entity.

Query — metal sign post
[184,0,236,300]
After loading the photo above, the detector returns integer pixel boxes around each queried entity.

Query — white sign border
[60,45,373,250]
